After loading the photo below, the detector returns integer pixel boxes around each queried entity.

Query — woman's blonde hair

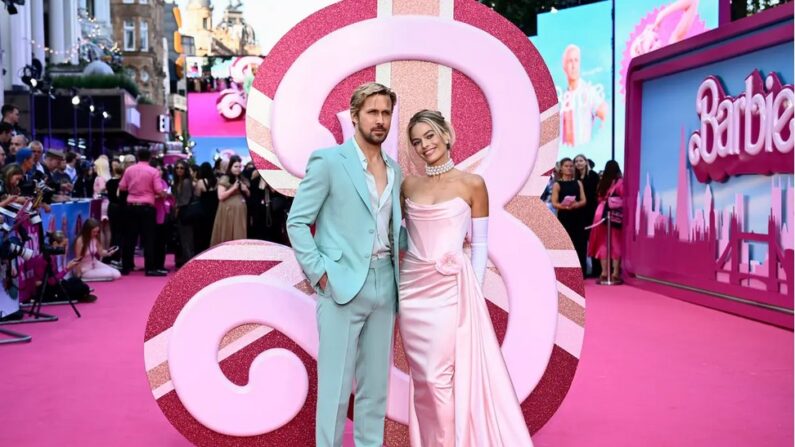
[349,82,396,123]
[95,155,111,181]
[407,109,456,149]
[573,153,590,178]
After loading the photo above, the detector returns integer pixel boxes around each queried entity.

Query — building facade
[110,0,168,105]
[181,0,259,56]
[1,0,82,105]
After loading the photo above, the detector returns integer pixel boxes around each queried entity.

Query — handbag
[179,199,204,225]
[602,181,623,228]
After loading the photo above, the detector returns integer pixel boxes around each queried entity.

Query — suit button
[369,229,374,234]
[363,254,369,259]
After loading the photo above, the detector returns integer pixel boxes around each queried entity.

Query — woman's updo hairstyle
[407,109,456,151]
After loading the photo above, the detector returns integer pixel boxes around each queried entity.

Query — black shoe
[145,270,167,277]
[78,294,98,303]
[156,269,169,274]
[120,269,131,276]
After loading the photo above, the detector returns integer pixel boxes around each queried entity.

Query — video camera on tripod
[0,180,52,261]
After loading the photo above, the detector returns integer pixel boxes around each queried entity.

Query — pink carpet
[1,269,791,446]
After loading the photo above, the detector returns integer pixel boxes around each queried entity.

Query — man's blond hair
[349,82,397,122]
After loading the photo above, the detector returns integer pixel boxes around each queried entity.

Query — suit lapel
[385,155,403,246]
[340,139,373,213]
[386,154,402,218]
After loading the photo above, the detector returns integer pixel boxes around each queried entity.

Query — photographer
[31,231,97,303]
[39,150,68,195]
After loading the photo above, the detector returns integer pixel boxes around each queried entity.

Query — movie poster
[616,0,719,166]
[187,55,263,163]
[532,1,613,170]
[632,37,794,309]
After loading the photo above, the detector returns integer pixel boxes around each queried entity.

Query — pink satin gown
[399,197,533,447]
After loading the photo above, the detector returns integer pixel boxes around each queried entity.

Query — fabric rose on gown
[434,252,464,276]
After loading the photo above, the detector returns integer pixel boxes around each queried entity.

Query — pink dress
[588,178,623,259]
[399,197,532,447]
[79,240,121,282]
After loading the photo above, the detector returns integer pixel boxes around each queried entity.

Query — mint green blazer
[286,139,404,305]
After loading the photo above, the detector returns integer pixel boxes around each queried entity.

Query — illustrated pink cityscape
[633,132,793,305]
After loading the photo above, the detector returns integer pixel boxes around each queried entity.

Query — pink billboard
[624,6,793,328]
[187,56,263,137]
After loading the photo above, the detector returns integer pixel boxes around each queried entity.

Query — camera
[43,232,66,256]
[0,235,34,261]
[2,0,24,15]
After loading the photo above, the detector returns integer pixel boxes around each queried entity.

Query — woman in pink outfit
[399,110,532,447]
[587,160,623,282]
[93,155,112,251]
[74,218,120,282]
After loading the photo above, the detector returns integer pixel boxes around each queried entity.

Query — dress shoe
[156,269,169,274]
[120,269,131,276]
[78,294,98,303]
[145,270,167,277]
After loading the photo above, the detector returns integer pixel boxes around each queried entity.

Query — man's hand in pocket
[318,274,328,292]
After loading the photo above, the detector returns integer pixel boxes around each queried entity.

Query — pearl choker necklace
[425,159,455,176]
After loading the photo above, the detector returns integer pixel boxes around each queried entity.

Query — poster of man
[560,44,608,148]
[532,1,613,168]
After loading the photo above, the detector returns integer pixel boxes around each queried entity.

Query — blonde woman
[399,110,532,446]
[93,155,112,250]
[93,155,111,197]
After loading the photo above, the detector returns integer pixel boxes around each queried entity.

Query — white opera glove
[470,217,489,286]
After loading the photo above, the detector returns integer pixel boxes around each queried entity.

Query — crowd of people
[542,154,624,282]
[0,103,292,297]
[2,98,621,292]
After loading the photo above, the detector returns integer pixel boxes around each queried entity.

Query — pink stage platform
[1,267,791,446]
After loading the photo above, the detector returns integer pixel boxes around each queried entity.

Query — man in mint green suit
[287,83,403,447]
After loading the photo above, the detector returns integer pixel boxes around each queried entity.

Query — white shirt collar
[352,137,388,170]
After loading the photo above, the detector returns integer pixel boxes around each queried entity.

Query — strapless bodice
[404,197,470,262]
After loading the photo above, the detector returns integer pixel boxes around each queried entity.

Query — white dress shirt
[353,139,394,259]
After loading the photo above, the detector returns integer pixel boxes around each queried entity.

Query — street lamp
[46,85,55,147]
[99,108,111,155]
[20,65,43,140]
[85,96,95,156]
[71,88,80,152]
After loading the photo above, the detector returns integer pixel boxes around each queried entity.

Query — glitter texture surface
[394,0,439,15]
[454,0,558,112]
[540,113,560,148]
[147,362,171,389]
[451,70,491,165]
[394,60,440,176]
[559,292,586,326]
[219,324,263,350]
[158,331,319,447]
[521,345,579,433]
[253,0,377,96]
[506,196,577,250]
[144,259,279,341]
[555,267,587,298]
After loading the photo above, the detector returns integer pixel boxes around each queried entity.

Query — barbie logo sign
[688,70,794,183]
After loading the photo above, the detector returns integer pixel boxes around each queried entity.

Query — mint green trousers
[315,257,396,447]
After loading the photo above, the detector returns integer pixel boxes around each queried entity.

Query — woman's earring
[446,141,451,150]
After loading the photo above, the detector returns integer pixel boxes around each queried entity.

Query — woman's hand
[0,195,18,207]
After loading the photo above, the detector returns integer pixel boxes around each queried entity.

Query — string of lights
[21,14,119,57]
